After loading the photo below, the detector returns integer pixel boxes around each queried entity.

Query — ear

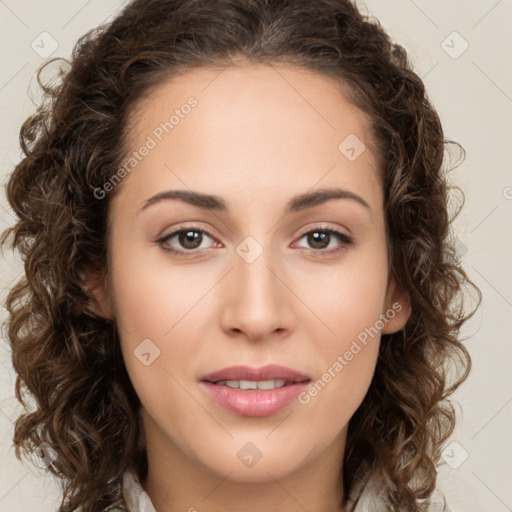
[79,265,114,320]
[381,277,411,335]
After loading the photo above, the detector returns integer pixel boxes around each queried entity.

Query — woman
[0,0,481,510]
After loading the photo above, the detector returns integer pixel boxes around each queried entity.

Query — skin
[88,62,410,512]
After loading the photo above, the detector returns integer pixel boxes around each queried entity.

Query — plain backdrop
[0,1,511,511]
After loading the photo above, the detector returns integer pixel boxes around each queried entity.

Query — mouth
[205,378,309,390]
[199,364,312,417]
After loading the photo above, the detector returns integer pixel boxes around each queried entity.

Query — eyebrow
[138,187,370,215]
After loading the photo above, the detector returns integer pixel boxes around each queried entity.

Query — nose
[219,246,295,343]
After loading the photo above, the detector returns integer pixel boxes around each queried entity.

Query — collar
[119,466,447,512]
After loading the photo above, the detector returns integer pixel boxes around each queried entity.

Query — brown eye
[307,231,330,249]
[178,230,203,249]
[295,227,354,254]
[158,227,217,254]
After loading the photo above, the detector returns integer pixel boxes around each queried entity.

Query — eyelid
[295,222,352,240]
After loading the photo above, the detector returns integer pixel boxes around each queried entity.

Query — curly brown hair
[1,0,481,510]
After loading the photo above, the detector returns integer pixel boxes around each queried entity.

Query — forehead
[113,63,382,214]
[129,62,375,148]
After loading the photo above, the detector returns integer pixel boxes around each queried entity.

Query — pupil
[309,231,329,249]
[180,230,201,249]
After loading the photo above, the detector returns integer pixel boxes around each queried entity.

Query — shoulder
[419,488,449,511]
[347,469,449,512]
[63,506,128,512]
[104,508,127,512]
[57,506,127,512]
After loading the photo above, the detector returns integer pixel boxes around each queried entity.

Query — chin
[195,438,314,482]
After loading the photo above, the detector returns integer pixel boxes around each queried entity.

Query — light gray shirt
[115,467,449,512]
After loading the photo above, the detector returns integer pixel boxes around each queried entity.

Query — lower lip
[200,381,310,417]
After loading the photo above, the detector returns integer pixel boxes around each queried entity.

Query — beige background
[0,0,511,510]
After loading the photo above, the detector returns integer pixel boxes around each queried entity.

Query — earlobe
[79,265,114,320]
[381,279,411,334]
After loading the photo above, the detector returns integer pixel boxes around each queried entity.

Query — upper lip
[200,364,311,384]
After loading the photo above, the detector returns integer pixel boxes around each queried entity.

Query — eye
[157,225,219,255]
[156,224,354,257]
[293,226,354,254]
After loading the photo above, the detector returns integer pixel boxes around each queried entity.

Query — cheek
[297,286,383,430]
[108,243,204,406]
[296,239,389,342]
[293,243,388,413]
[109,238,209,340]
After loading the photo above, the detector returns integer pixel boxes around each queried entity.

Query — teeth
[215,379,287,390]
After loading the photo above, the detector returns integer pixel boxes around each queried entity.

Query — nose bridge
[220,240,292,340]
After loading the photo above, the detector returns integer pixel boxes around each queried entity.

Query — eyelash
[156,224,354,257]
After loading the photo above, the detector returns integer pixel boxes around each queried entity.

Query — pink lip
[200,381,310,417]
[200,364,311,383]
[199,364,311,417]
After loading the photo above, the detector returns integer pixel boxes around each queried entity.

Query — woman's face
[93,63,409,482]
